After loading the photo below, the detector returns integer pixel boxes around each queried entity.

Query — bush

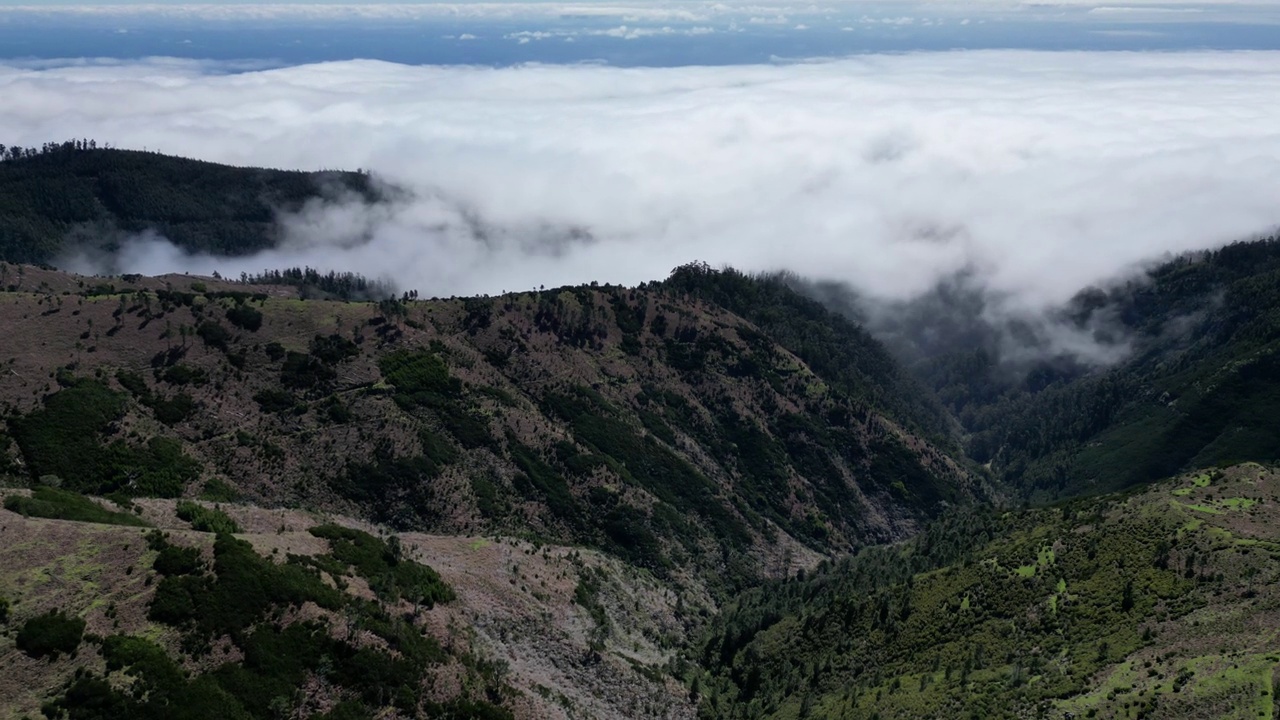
[16,609,85,659]
[310,333,359,364]
[4,487,150,527]
[161,364,208,386]
[253,387,296,413]
[199,478,238,503]
[378,350,459,400]
[154,544,205,576]
[281,351,335,390]
[309,524,455,607]
[152,393,197,426]
[149,534,343,641]
[0,596,9,624]
[225,304,263,332]
[176,500,241,534]
[196,321,231,351]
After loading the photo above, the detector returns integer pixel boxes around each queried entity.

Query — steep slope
[800,235,1280,504]
[693,462,1280,719]
[0,142,380,264]
[0,263,975,591]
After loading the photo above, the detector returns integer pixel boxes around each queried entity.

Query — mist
[5,51,1280,359]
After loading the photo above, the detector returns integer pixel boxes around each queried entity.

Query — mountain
[0,263,974,591]
[0,142,379,265]
[693,462,1280,719]
[0,259,977,719]
[7,149,1280,720]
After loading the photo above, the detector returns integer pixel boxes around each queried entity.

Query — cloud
[2,51,1280,316]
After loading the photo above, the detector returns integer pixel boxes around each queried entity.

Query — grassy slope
[0,264,972,589]
[693,463,1280,719]
[0,146,377,264]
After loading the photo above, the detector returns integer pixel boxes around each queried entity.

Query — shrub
[378,350,459,400]
[225,304,263,332]
[153,544,205,576]
[115,369,151,400]
[176,500,241,534]
[152,393,197,426]
[196,321,231,350]
[280,351,334,390]
[310,333,359,364]
[16,609,85,659]
[8,381,200,497]
[149,534,343,641]
[308,524,455,607]
[199,478,238,503]
[253,387,296,413]
[161,364,208,386]
[4,487,150,527]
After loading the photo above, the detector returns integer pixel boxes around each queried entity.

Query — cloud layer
[2,51,1280,310]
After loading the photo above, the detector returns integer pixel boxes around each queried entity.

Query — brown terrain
[0,261,973,566]
[0,492,699,719]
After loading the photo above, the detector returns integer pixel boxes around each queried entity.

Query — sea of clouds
[1,51,1279,317]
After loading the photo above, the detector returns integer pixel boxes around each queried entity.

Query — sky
[0,1,1278,347]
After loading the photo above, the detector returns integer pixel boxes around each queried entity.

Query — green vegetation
[545,386,750,550]
[308,524,455,607]
[252,387,296,413]
[225,303,263,331]
[9,380,200,496]
[663,263,954,445]
[148,532,343,641]
[886,235,1280,503]
[16,609,84,659]
[379,349,459,402]
[175,500,241,534]
[27,524,494,720]
[335,454,443,527]
[4,486,150,526]
[691,468,1280,719]
[0,143,378,264]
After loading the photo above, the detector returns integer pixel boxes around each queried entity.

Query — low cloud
[3,51,1280,324]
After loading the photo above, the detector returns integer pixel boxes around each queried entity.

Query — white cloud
[2,51,1280,311]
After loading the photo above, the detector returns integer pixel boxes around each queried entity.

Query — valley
[2,149,1280,719]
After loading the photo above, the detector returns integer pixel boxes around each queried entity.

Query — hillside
[0,142,380,265]
[9,149,1280,720]
[693,462,1280,719]
[0,493,698,720]
[0,262,975,593]
[803,236,1280,504]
